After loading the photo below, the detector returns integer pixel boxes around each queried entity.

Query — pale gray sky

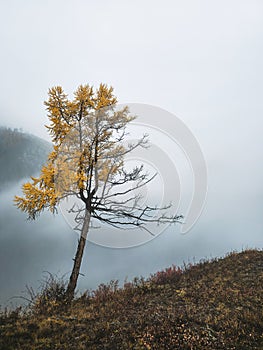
[1,0,262,143]
[0,1,263,305]
[1,0,263,192]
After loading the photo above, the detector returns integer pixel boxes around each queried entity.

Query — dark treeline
[0,127,51,189]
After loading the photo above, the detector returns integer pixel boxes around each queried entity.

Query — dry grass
[0,249,262,349]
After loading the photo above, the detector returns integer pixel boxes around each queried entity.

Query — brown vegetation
[0,249,262,349]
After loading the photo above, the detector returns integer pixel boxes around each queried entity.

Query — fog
[0,169,261,306]
[0,1,263,306]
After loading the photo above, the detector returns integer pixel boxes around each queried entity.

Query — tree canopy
[15,84,182,300]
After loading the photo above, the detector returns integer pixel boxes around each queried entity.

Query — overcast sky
[0,1,262,142]
[0,1,262,305]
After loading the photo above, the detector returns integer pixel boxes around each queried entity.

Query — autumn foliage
[14,84,182,300]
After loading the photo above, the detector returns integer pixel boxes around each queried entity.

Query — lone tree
[15,84,182,301]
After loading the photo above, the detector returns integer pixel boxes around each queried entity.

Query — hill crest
[1,249,262,349]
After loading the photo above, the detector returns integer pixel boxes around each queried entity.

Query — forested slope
[0,127,51,189]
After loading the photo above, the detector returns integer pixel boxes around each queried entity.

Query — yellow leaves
[44,86,73,144]
[15,83,136,219]
[175,289,186,298]
[31,176,40,185]
[14,159,60,219]
[14,186,48,220]
[48,150,57,161]
[41,163,55,187]
[75,170,86,190]
[94,84,117,110]
[73,84,94,110]
[53,157,70,194]
[44,84,119,145]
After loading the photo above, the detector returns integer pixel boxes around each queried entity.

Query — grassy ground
[0,249,262,349]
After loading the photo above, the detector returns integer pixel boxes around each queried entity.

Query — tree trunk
[66,209,91,301]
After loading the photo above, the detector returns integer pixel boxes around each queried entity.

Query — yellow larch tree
[15,84,182,301]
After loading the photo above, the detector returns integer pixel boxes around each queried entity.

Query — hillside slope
[0,249,262,349]
[0,127,51,189]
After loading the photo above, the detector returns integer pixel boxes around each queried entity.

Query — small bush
[150,265,183,284]
[29,273,68,315]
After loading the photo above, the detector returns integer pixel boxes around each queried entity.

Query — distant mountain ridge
[0,127,51,189]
